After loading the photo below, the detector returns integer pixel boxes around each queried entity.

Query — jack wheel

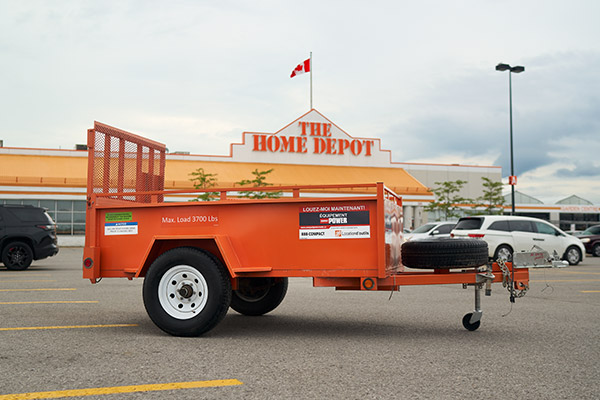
[462,313,481,331]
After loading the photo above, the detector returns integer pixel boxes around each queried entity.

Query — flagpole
[310,51,313,109]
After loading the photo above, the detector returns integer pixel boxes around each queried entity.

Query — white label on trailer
[299,205,370,239]
[299,225,370,239]
[104,222,138,236]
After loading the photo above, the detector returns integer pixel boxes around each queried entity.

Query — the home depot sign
[252,122,375,157]
[229,110,392,167]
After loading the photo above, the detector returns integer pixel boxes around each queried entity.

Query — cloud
[1,0,600,205]
[556,161,600,178]
[517,162,600,204]
[376,51,600,182]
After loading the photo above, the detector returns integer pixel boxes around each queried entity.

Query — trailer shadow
[127,312,515,343]
[209,313,502,340]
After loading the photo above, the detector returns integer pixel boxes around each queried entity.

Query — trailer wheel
[143,247,231,337]
[462,313,481,331]
[230,277,288,316]
[2,241,33,271]
[401,239,488,269]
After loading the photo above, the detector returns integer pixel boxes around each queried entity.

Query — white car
[450,215,585,265]
[405,221,456,241]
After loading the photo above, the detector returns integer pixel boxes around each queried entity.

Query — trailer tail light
[468,234,485,238]
[83,258,94,269]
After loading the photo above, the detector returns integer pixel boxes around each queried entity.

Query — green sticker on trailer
[105,212,133,222]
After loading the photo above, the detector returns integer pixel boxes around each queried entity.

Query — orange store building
[0,110,503,238]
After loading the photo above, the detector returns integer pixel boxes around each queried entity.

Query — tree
[189,167,219,201]
[424,180,470,220]
[236,168,282,199]
[475,177,505,214]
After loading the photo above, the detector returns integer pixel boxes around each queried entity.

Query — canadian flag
[290,58,311,78]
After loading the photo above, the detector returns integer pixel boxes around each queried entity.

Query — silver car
[405,221,456,241]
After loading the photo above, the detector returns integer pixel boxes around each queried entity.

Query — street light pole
[496,63,525,215]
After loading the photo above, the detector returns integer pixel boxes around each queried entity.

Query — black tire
[592,243,600,257]
[493,244,513,262]
[142,247,231,337]
[563,246,582,266]
[230,277,288,316]
[462,313,481,331]
[401,239,488,269]
[2,241,33,271]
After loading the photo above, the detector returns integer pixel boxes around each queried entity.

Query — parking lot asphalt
[0,248,599,399]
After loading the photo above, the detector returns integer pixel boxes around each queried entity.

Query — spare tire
[401,239,488,269]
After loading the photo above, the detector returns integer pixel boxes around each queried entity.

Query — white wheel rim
[567,249,579,264]
[497,248,511,261]
[158,265,208,320]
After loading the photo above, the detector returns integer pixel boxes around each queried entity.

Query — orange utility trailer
[83,122,530,336]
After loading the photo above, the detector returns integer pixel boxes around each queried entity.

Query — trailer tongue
[83,122,531,336]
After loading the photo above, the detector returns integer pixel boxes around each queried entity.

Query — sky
[1,0,599,204]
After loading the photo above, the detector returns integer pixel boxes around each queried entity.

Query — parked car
[578,225,600,257]
[450,215,585,265]
[0,205,59,270]
[405,221,456,241]
[565,230,584,237]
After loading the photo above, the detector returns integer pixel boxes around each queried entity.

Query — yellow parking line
[0,280,57,283]
[0,379,243,399]
[581,290,600,293]
[0,288,76,292]
[0,301,98,305]
[0,274,51,277]
[0,324,137,331]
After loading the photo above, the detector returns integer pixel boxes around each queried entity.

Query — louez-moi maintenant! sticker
[299,205,370,239]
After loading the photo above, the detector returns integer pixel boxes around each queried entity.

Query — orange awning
[0,152,431,197]
[167,160,431,196]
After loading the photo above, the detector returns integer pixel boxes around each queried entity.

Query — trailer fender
[137,235,241,280]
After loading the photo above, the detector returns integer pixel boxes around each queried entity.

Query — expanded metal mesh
[87,122,166,203]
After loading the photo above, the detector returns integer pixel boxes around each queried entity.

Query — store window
[559,213,600,231]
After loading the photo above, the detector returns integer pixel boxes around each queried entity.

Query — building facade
[503,192,600,231]
[1,109,543,235]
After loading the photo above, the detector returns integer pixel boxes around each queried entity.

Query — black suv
[0,205,59,270]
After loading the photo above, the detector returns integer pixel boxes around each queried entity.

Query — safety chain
[498,259,529,298]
